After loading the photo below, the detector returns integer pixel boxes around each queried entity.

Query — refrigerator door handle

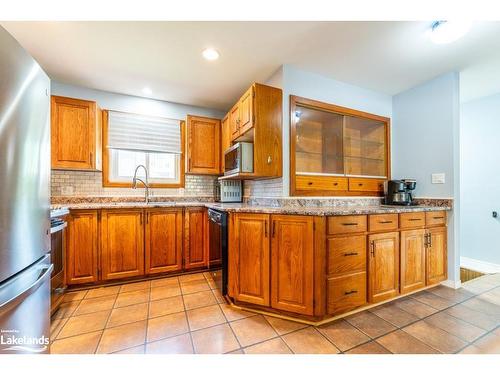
[0,260,53,311]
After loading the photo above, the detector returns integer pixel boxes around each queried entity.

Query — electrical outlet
[431,173,445,184]
[61,186,74,195]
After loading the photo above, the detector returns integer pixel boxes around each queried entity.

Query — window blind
[107,111,181,154]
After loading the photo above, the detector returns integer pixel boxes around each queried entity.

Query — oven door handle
[50,222,67,234]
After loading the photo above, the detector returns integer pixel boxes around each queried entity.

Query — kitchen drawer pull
[358,183,363,186]
[409,218,422,221]
[308,182,313,185]
[333,182,338,186]
[341,222,358,226]
[433,216,444,219]
[378,220,393,224]
[343,252,359,257]
[344,290,358,295]
[370,241,375,257]
[264,222,268,237]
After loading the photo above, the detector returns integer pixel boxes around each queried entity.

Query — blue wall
[460,93,500,266]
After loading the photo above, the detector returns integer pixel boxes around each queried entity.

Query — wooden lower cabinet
[184,208,209,269]
[327,272,367,315]
[271,215,314,315]
[100,209,145,281]
[66,210,99,285]
[229,213,270,306]
[400,229,426,294]
[368,231,400,303]
[426,226,448,285]
[145,208,183,275]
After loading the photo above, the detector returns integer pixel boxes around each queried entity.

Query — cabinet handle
[358,183,363,186]
[140,213,143,225]
[341,222,358,226]
[343,252,359,256]
[433,216,444,220]
[409,218,422,221]
[308,182,313,185]
[344,290,358,295]
[146,213,149,224]
[264,222,268,237]
[272,222,276,237]
[333,182,338,186]
[370,241,375,257]
[378,220,393,224]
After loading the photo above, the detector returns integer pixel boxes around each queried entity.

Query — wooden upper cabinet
[186,115,221,175]
[426,226,447,285]
[271,215,314,315]
[229,213,270,306]
[66,210,99,285]
[230,105,240,140]
[51,96,102,170]
[221,115,231,171]
[184,208,208,270]
[238,86,253,134]
[400,229,426,294]
[368,231,399,303]
[100,209,144,280]
[145,208,183,275]
[290,95,390,196]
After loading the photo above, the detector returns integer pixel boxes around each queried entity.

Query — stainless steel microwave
[224,142,253,175]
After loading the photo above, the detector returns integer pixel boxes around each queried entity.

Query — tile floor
[50,272,500,354]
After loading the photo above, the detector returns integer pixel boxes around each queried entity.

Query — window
[103,110,185,187]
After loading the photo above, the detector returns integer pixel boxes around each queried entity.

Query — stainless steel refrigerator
[0,26,52,354]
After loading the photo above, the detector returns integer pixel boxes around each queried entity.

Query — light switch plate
[431,173,445,184]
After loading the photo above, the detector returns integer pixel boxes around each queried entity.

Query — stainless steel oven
[224,142,253,176]
[50,208,69,315]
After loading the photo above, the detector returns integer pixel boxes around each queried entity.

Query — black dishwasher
[207,208,228,298]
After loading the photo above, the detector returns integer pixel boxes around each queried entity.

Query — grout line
[93,292,119,353]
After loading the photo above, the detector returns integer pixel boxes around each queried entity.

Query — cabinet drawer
[426,211,447,226]
[400,212,426,229]
[348,178,385,192]
[296,175,348,192]
[328,235,366,275]
[327,215,367,235]
[369,214,398,232]
[327,272,367,315]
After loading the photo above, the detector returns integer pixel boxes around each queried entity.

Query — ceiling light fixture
[428,20,472,44]
[142,87,152,96]
[202,48,220,61]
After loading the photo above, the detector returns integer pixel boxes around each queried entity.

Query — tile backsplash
[243,178,284,198]
[51,170,217,197]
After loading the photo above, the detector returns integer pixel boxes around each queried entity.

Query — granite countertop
[50,201,450,216]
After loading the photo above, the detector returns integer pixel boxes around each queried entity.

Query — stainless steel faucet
[132,164,150,204]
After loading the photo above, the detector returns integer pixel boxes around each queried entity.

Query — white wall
[460,93,500,267]
[51,81,226,120]
[392,72,461,286]
[280,65,393,196]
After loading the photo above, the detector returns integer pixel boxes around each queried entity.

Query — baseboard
[441,279,462,289]
[460,256,500,274]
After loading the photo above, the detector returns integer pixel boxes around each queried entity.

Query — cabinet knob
[358,183,363,186]
[308,182,313,185]
[333,182,338,186]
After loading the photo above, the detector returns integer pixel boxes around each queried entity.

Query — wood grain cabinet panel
[369,214,398,232]
[399,212,426,229]
[100,209,144,280]
[66,210,99,285]
[145,208,183,275]
[184,208,209,270]
[221,115,231,172]
[426,211,447,227]
[186,115,221,175]
[229,213,270,306]
[51,96,102,170]
[296,175,348,192]
[400,229,426,294]
[426,226,447,285]
[368,231,399,303]
[327,235,367,276]
[348,178,385,193]
[229,104,240,140]
[271,215,314,315]
[327,215,367,235]
[238,86,253,135]
[327,272,367,315]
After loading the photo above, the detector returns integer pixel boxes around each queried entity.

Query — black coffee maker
[385,179,417,206]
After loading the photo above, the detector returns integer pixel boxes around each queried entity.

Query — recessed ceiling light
[202,48,220,61]
[142,87,152,96]
[428,21,472,44]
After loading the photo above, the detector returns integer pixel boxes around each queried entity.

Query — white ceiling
[2,21,500,110]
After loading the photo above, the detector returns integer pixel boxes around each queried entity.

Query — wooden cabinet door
[184,208,208,270]
[238,87,253,135]
[368,232,399,303]
[229,105,240,140]
[426,226,447,285]
[229,213,270,306]
[100,209,144,280]
[66,210,99,285]
[186,115,221,174]
[271,215,314,315]
[51,96,98,170]
[221,115,231,172]
[400,229,426,294]
[145,209,183,275]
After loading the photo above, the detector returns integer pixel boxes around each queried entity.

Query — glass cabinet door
[343,116,387,178]
[294,105,344,175]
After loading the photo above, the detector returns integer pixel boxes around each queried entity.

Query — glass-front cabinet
[291,96,390,196]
